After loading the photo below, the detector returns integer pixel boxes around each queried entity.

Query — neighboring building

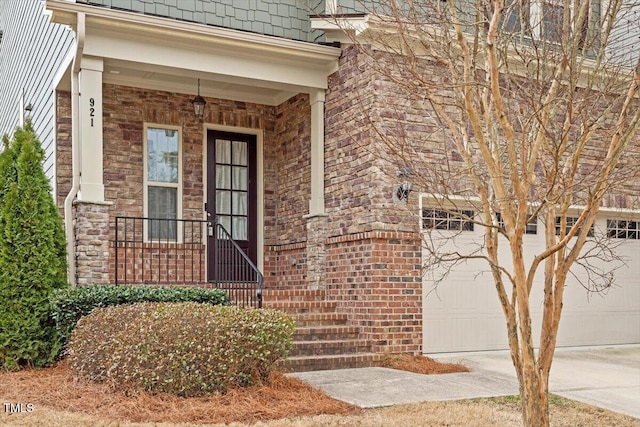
[1,0,638,369]
[0,0,74,181]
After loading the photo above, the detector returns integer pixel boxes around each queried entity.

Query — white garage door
[422,212,640,354]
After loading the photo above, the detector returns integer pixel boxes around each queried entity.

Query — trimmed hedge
[67,302,294,396]
[50,285,229,349]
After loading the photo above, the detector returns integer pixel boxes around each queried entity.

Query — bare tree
[324,1,640,425]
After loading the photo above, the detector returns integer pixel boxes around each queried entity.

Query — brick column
[74,201,111,285]
[305,214,328,290]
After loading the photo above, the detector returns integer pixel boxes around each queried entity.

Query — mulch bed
[0,355,466,425]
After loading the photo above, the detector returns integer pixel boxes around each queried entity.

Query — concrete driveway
[435,345,640,419]
[292,346,639,418]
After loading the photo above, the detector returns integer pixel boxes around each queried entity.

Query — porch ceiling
[57,58,299,106]
[48,0,341,106]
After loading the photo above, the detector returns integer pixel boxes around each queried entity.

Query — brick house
[1,0,638,370]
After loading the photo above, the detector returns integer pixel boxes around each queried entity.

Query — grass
[1,357,637,427]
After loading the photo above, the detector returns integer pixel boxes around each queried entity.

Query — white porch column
[308,89,326,215]
[78,55,104,202]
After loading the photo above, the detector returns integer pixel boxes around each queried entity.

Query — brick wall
[322,46,424,353]
[325,231,422,354]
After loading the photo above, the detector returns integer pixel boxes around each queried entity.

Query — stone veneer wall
[322,46,424,353]
[74,201,111,285]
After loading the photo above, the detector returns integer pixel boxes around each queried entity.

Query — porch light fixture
[396,167,412,202]
[191,78,206,119]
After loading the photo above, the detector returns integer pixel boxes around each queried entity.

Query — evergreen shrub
[50,284,229,348]
[67,302,294,396]
[0,122,68,370]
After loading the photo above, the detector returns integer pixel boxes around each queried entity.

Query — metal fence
[114,216,263,308]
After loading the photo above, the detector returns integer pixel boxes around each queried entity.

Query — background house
[1,0,638,370]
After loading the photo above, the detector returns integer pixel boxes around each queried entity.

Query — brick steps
[290,339,373,357]
[281,353,384,372]
[267,300,339,315]
[264,289,380,372]
[292,312,348,327]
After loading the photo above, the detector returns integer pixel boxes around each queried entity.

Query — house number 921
[89,98,95,127]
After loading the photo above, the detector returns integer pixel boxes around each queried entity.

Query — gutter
[64,12,85,286]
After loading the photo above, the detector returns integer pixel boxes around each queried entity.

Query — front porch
[50,1,340,294]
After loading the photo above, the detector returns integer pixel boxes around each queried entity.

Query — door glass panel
[232,167,247,191]
[216,139,231,164]
[232,140,247,165]
[218,215,231,237]
[232,192,247,215]
[232,217,247,240]
[216,190,231,215]
[216,166,231,189]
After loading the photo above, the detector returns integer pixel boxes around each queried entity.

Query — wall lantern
[396,167,412,202]
[191,78,206,119]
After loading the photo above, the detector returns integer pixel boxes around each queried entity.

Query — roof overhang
[47,0,341,105]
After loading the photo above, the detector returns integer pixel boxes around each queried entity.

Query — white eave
[47,0,342,105]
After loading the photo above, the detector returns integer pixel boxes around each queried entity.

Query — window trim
[496,212,538,234]
[507,0,596,46]
[554,215,594,237]
[422,208,475,232]
[143,123,183,243]
[606,219,640,240]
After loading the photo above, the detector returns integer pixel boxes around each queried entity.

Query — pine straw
[377,354,469,375]
[0,362,359,425]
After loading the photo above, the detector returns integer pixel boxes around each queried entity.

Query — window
[422,209,474,231]
[555,216,593,237]
[607,219,639,240]
[541,0,564,43]
[496,212,538,234]
[503,0,594,47]
[144,125,182,241]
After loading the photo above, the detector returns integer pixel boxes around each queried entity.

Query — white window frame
[606,218,640,240]
[143,123,183,243]
[529,0,594,43]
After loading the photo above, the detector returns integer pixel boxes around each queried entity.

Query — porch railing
[114,216,263,308]
[212,222,264,309]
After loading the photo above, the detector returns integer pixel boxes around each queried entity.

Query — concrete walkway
[291,346,640,418]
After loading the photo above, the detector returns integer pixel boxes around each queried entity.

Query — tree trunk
[521,369,550,427]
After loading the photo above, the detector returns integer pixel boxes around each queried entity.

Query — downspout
[64,12,85,286]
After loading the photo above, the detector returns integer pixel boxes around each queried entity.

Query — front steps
[263,289,383,372]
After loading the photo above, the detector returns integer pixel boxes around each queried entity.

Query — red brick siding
[326,231,422,354]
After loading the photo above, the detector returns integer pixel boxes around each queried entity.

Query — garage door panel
[423,215,640,353]
[424,315,509,352]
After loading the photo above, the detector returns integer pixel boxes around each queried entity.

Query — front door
[206,130,257,281]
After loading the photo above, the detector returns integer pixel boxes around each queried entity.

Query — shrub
[50,285,229,348]
[67,302,294,397]
[0,121,68,370]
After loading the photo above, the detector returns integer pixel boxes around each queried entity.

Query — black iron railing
[212,222,263,309]
[114,217,263,308]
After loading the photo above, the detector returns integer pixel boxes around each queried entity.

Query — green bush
[0,121,68,370]
[67,302,294,396]
[50,285,229,348]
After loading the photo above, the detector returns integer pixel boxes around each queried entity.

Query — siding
[79,0,325,42]
[0,0,75,181]
[608,0,640,67]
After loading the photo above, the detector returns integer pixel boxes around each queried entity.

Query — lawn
[1,359,637,427]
